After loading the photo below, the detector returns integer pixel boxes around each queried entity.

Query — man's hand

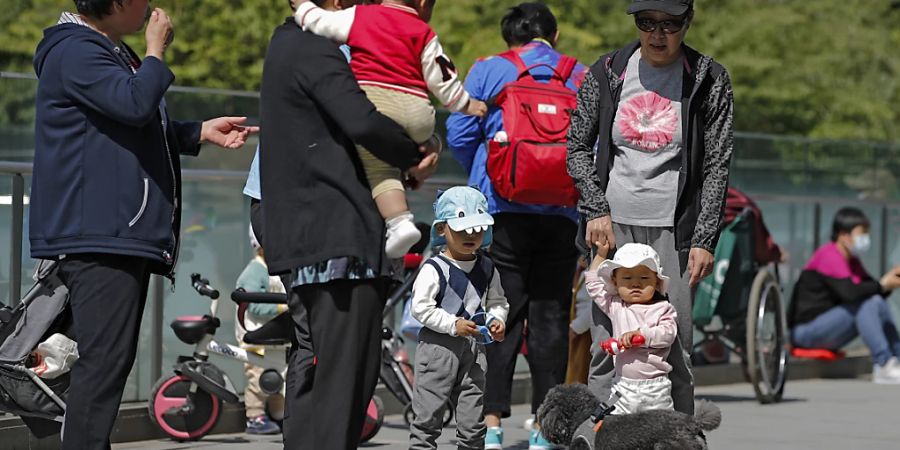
[688,247,715,287]
[586,215,616,252]
[489,320,505,342]
[200,117,259,149]
[455,318,479,338]
[406,135,441,188]
[145,8,174,60]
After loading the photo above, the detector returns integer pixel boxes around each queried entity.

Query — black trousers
[484,213,579,416]
[57,253,151,450]
[282,278,387,450]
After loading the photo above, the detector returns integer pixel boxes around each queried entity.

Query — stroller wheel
[360,395,384,443]
[149,374,221,441]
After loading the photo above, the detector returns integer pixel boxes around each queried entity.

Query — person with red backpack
[446,3,587,449]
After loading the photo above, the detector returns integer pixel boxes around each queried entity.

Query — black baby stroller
[0,260,73,438]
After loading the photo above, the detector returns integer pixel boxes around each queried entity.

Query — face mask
[851,234,871,255]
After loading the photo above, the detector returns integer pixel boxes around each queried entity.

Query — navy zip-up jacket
[31,23,201,275]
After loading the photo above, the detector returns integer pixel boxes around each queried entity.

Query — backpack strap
[555,55,578,85]
[497,50,531,80]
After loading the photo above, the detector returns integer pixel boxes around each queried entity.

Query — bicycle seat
[243,311,293,346]
[171,315,220,345]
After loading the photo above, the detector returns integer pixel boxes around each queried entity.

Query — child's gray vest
[423,254,495,319]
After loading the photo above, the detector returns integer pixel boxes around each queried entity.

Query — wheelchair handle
[190,273,220,299]
[230,289,288,305]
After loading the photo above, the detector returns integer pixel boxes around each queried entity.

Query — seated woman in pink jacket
[789,207,900,384]
[585,242,678,414]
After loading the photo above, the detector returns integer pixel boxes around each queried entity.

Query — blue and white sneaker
[245,414,281,435]
[485,426,504,449]
[528,428,561,449]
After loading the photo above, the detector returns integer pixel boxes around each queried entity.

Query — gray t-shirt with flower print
[606,49,684,227]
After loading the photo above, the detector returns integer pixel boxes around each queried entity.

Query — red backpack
[486,51,580,207]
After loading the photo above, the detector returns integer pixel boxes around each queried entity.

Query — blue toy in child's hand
[470,312,497,345]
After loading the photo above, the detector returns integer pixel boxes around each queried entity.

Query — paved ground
[115,377,900,450]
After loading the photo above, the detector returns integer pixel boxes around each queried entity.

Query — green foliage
[1,0,898,142]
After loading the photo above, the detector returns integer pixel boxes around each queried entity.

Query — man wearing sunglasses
[567,0,734,416]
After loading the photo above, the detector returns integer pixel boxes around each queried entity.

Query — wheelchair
[693,209,790,404]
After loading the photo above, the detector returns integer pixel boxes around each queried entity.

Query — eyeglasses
[634,16,687,34]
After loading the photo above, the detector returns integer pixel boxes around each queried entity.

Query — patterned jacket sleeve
[692,68,735,252]
[566,71,610,220]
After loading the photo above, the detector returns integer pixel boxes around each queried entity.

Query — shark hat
[429,186,494,249]
[596,243,670,294]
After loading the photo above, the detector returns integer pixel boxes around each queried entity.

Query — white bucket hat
[596,243,670,294]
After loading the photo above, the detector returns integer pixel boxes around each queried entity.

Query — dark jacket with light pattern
[566,40,734,253]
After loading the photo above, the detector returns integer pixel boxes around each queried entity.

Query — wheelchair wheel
[149,374,221,441]
[745,269,789,404]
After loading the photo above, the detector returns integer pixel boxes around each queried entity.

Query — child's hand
[489,320,506,342]
[619,330,644,349]
[588,240,610,271]
[464,99,488,118]
[455,318,479,337]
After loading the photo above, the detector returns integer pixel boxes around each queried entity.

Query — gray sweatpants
[587,223,695,415]
[410,328,487,450]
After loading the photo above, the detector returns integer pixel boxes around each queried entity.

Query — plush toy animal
[536,383,722,450]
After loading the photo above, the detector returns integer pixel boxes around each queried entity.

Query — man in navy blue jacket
[31,2,255,448]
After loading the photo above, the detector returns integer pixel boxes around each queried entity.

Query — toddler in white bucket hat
[586,242,678,415]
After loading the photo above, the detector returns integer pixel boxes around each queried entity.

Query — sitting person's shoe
[245,414,281,435]
[873,357,900,385]
[485,426,503,450]
[528,428,561,449]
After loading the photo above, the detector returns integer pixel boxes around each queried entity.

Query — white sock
[385,212,421,259]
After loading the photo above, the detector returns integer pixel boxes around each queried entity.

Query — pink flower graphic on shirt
[617,92,678,151]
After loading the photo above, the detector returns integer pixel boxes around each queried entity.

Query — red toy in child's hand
[600,335,646,355]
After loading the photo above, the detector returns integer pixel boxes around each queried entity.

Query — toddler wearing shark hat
[408,186,510,449]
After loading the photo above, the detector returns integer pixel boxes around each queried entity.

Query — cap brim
[627,1,690,15]
[430,220,493,249]
[446,213,494,232]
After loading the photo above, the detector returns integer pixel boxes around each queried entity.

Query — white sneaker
[385,213,421,259]
[872,357,900,384]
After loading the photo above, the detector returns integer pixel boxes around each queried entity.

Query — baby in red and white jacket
[294,0,486,259]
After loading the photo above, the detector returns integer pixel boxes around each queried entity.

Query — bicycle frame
[190,296,287,371]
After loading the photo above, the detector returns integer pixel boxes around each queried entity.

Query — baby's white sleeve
[294,2,356,43]
[584,270,614,314]
[420,35,470,112]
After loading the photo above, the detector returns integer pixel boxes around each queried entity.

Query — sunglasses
[634,16,687,34]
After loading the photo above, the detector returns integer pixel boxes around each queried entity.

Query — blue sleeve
[446,61,487,175]
[236,260,280,319]
[248,303,280,318]
[236,261,269,293]
[60,39,174,127]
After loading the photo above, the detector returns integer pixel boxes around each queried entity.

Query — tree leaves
[0,0,897,142]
